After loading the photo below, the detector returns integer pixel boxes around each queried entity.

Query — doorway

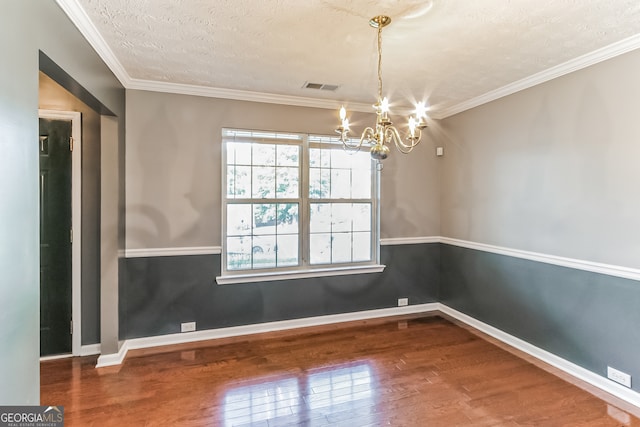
[39,110,82,357]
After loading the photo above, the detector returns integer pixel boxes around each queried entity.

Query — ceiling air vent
[303,82,340,91]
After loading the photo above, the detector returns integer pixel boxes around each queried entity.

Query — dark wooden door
[39,118,73,356]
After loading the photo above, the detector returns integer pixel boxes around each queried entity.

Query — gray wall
[441,244,640,393]
[39,72,101,345]
[0,0,124,404]
[122,244,439,339]
[438,48,640,392]
[122,89,442,344]
[439,48,640,269]
[125,90,441,250]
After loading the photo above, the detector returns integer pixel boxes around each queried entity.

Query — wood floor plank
[41,315,640,426]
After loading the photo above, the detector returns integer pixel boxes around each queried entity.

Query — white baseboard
[40,353,72,362]
[95,303,438,366]
[125,303,438,351]
[39,344,102,361]
[438,304,640,408]
[80,343,101,356]
[96,341,128,368]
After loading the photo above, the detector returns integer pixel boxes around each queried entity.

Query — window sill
[216,264,386,285]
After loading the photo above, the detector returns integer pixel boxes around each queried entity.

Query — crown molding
[127,78,373,112]
[55,0,131,87]
[431,33,640,119]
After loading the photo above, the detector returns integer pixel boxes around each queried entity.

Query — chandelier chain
[377,24,383,101]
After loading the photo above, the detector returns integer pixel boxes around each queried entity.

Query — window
[219,129,381,283]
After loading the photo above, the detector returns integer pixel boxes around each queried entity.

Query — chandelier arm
[397,140,420,153]
[388,126,420,154]
[341,134,362,151]
[361,127,376,145]
[385,126,401,148]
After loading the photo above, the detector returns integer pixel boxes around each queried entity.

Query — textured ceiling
[73,0,640,118]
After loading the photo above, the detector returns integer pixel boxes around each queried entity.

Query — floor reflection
[222,362,375,426]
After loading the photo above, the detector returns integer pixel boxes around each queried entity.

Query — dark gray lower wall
[121,241,640,395]
[440,244,640,393]
[121,243,440,339]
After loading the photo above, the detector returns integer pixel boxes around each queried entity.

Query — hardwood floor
[41,315,640,426]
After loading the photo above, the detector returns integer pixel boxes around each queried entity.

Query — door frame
[38,109,82,356]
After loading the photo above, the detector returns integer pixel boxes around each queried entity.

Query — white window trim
[218,128,382,284]
[216,264,386,285]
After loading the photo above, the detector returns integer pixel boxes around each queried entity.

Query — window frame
[217,128,384,285]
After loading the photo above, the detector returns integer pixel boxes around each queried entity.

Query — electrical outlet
[398,298,408,307]
[607,366,631,388]
[181,322,196,333]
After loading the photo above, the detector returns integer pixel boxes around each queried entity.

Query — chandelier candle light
[336,15,428,161]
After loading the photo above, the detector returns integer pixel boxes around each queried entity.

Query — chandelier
[336,15,428,161]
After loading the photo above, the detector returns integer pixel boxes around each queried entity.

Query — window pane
[226,166,235,198]
[235,143,252,165]
[351,169,371,199]
[320,148,330,167]
[352,204,371,232]
[253,235,276,268]
[227,166,252,199]
[252,166,275,198]
[253,204,276,233]
[310,203,331,233]
[276,167,299,198]
[227,237,251,270]
[253,144,275,166]
[227,141,255,166]
[235,166,251,198]
[277,145,299,166]
[331,233,351,263]
[277,203,298,234]
[309,168,321,199]
[227,204,252,236]
[331,149,352,169]
[309,148,321,168]
[332,203,352,232]
[310,233,331,265]
[353,232,371,262]
[276,234,299,267]
[331,169,351,199]
[309,168,331,199]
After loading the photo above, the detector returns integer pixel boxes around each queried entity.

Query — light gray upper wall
[439,48,640,269]
[0,0,125,404]
[126,90,440,249]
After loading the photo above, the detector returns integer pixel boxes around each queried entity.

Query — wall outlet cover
[607,366,631,388]
[181,322,196,333]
